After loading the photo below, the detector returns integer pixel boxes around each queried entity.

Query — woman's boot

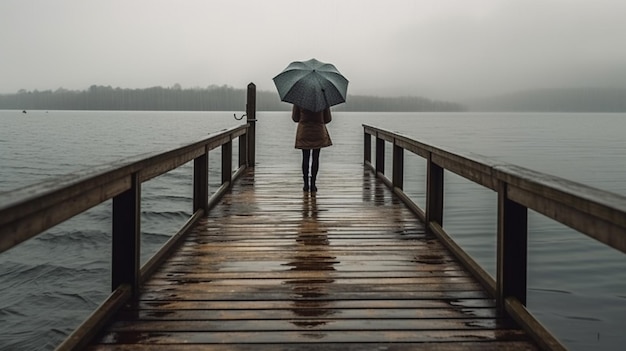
[303,176,309,192]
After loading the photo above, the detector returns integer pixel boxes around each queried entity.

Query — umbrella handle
[234,113,247,121]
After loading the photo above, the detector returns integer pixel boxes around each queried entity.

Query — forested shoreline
[5,85,624,112]
[0,85,465,112]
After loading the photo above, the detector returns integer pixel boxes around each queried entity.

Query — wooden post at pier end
[246,83,256,167]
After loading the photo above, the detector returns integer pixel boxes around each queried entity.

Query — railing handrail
[363,123,626,351]
[0,123,249,254]
[363,124,626,253]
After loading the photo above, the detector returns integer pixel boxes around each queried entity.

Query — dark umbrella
[273,58,348,112]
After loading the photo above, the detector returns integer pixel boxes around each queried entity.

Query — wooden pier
[4,84,626,350]
[87,164,538,350]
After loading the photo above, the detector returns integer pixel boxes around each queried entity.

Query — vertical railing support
[239,134,248,168]
[392,140,404,190]
[497,182,528,311]
[112,173,140,295]
[375,136,385,175]
[246,83,256,167]
[222,139,233,185]
[426,153,444,226]
[364,132,371,165]
[193,146,209,213]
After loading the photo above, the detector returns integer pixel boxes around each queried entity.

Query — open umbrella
[273,58,348,112]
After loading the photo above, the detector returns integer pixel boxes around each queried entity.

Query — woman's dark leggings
[302,149,321,178]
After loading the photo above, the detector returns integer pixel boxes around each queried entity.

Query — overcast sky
[1,0,626,100]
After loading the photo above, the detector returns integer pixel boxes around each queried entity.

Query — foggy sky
[2,0,626,100]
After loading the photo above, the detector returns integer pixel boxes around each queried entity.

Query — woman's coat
[292,105,332,149]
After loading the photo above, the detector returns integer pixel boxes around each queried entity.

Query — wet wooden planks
[89,163,538,350]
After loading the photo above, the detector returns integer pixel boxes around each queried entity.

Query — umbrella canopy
[273,58,348,112]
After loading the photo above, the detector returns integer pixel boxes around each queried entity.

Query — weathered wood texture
[89,164,538,350]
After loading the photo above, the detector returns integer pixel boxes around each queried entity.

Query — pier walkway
[10,85,616,350]
[87,163,539,350]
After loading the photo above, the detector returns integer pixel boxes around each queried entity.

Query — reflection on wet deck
[89,163,538,350]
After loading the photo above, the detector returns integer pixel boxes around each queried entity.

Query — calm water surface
[1,110,625,350]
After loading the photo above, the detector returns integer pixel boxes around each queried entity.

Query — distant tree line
[469,87,626,112]
[0,85,255,111]
[0,84,466,112]
[336,95,465,112]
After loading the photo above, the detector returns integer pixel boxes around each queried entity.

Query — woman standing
[292,105,332,192]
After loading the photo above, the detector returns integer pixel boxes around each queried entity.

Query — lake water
[1,110,625,350]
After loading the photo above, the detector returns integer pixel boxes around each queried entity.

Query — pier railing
[364,124,626,351]
[0,85,257,350]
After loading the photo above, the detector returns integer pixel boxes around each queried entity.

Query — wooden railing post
[239,134,248,168]
[375,136,385,175]
[497,182,528,311]
[222,140,233,185]
[246,83,256,167]
[392,140,404,190]
[364,132,371,165]
[112,173,140,295]
[193,146,209,213]
[426,153,444,226]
